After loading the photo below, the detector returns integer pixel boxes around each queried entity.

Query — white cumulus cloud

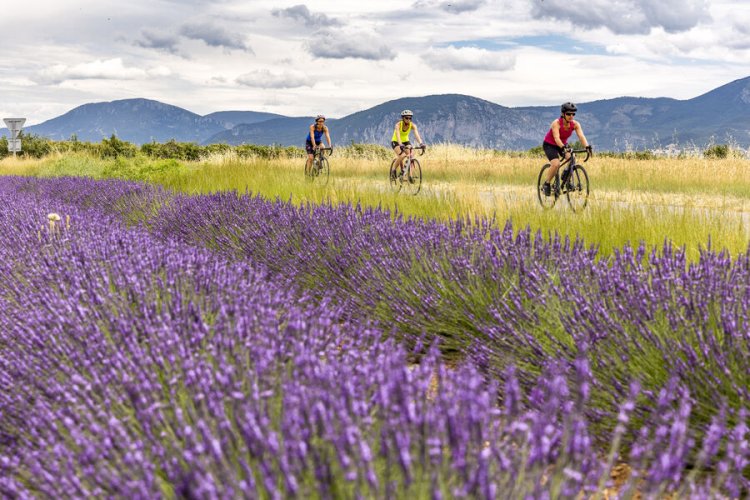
[236,69,310,89]
[35,58,170,84]
[271,5,340,28]
[413,0,488,13]
[135,29,181,54]
[179,22,252,52]
[530,0,710,35]
[422,46,515,71]
[306,29,395,61]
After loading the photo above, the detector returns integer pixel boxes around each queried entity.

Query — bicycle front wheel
[404,159,422,195]
[389,159,402,193]
[537,163,558,209]
[317,157,330,185]
[565,165,589,212]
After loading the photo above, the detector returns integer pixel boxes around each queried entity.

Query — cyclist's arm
[324,126,332,148]
[574,122,590,148]
[550,120,565,148]
[412,124,424,146]
[309,124,318,148]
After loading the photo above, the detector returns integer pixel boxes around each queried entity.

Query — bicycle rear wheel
[389,159,402,193]
[565,165,589,212]
[317,157,330,185]
[537,163,559,209]
[404,158,422,195]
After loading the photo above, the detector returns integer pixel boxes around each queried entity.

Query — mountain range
[4,76,750,151]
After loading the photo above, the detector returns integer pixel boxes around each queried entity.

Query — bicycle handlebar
[569,148,591,162]
[315,147,333,156]
[402,144,426,156]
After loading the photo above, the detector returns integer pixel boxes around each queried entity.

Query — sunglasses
[403,116,412,120]
[316,120,324,123]
[565,112,576,116]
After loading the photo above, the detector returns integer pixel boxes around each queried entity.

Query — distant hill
[18,98,227,144]
[5,76,750,150]
[203,76,750,150]
[205,116,321,146]
[203,111,286,129]
[313,95,529,149]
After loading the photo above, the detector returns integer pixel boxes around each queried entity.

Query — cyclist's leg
[542,142,564,183]
[400,142,412,171]
[392,141,406,170]
[305,141,315,174]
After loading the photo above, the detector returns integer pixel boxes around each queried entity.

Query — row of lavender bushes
[0,177,748,497]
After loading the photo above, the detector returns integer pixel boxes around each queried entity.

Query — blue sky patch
[443,35,609,55]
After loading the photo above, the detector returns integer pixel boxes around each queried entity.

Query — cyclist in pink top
[541,102,592,196]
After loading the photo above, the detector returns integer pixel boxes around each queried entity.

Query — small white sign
[3,118,25,139]
[8,138,21,152]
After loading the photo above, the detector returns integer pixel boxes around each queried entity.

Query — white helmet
[401,109,413,117]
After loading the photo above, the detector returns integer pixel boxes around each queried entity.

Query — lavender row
[0,179,612,497]
[144,184,750,488]
[0,177,748,496]
[148,188,750,417]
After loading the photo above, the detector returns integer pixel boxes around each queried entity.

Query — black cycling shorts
[543,141,565,161]
[391,141,411,151]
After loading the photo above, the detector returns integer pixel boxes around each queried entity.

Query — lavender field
[1,176,749,498]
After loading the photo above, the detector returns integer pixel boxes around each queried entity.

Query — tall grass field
[2,144,748,259]
[1,145,749,497]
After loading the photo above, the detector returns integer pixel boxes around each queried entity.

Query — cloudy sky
[2,0,749,124]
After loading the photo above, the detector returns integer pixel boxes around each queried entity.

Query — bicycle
[537,146,591,212]
[389,145,425,195]
[306,147,333,184]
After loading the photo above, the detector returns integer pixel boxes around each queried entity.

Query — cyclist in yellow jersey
[391,109,426,173]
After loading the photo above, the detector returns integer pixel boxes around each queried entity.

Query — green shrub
[235,144,304,159]
[99,135,137,158]
[704,144,729,159]
[14,133,54,159]
[341,142,391,160]
[203,143,233,156]
[141,140,203,161]
[633,150,655,160]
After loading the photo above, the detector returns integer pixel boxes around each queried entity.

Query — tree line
[0,133,740,161]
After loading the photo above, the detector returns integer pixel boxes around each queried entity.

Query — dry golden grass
[1,147,749,259]
[0,155,44,176]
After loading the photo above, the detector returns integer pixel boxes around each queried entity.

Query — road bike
[537,147,591,212]
[389,145,425,195]
[306,147,333,184]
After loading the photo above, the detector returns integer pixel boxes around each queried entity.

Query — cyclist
[305,114,332,175]
[391,110,426,176]
[541,102,592,196]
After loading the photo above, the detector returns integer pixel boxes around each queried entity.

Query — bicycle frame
[401,145,424,173]
[552,148,588,189]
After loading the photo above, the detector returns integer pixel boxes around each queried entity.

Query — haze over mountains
[5,76,750,151]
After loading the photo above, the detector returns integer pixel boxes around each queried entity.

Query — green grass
[1,148,748,260]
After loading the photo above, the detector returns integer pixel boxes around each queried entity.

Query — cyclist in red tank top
[541,102,592,196]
